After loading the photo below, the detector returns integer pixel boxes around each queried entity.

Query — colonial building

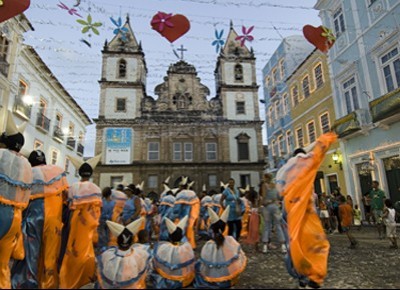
[315,0,400,208]
[262,35,314,173]
[93,18,265,193]
[286,49,346,195]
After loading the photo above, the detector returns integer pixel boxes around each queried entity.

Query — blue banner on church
[105,128,132,164]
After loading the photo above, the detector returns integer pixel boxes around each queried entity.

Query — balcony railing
[13,96,32,119]
[67,137,76,150]
[0,59,9,77]
[369,88,400,124]
[35,112,51,132]
[332,108,371,138]
[53,126,64,142]
[77,143,84,156]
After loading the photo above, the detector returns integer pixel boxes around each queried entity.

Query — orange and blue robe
[173,190,200,249]
[194,235,247,288]
[198,196,213,238]
[150,241,195,288]
[59,181,102,289]
[0,149,32,289]
[12,164,68,289]
[158,195,175,242]
[108,189,128,247]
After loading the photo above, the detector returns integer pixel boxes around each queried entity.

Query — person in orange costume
[0,112,31,289]
[173,177,200,249]
[276,132,337,289]
[59,154,103,289]
[12,150,68,289]
[239,185,251,240]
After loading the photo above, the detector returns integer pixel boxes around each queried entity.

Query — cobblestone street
[236,226,400,289]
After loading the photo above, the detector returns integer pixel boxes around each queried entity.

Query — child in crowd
[339,196,358,249]
[382,199,398,249]
[353,205,362,230]
[243,188,260,251]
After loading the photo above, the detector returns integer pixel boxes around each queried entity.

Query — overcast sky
[23,0,321,157]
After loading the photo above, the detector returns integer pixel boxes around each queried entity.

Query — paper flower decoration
[212,29,225,53]
[151,12,174,32]
[235,25,254,47]
[110,16,129,41]
[57,1,82,17]
[77,14,102,36]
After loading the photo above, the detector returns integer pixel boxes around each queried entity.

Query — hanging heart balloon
[150,11,190,43]
[0,0,30,23]
[303,25,336,53]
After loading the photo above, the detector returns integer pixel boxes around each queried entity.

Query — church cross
[177,45,187,60]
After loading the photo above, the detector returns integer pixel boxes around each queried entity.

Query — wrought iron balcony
[67,137,76,150]
[36,112,51,132]
[53,126,64,142]
[332,108,371,138]
[77,143,84,156]
[369,88,400,124]
[0,58,9,77]
[13,96,32,119]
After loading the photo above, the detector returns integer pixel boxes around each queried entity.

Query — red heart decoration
[151,13,190,44]
[303,25,334,53]
[0,0,30,24]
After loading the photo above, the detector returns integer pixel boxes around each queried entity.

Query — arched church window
[234,64,243,82]
[235,133,250,161]
[118,59,127,78]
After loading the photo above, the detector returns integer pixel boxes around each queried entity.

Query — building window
[208,174,217,187]
[278,135,285,156]
[302,76,310,98]
[307,121,316,143]
[286,131,293,154]
[296,127,304,148]
[271,140,276,156]
[275,100,281,119]
[236,101,245,115]
[343,77,360,114]
[265,76,271,88]
[148,175,158,188]
[268,107,274,127]
[51,150,58,165]
[206,143,217,161]
[184,143,193,161]
[116,98,126,112]
[240,174,250,189]
[292,85,299,107]
[173,143,181,161]
[272,68,278,84]
[320,112,330,134]
[148,142,159,160]
[0,34,9,60]
[234,64,243,81]
[333,7,346,36]
[380,47,400,93]
[236,133,250,161]
[68,122,75,137]
[282,93,289,114]
[118,59,127,78]
[34,139,43,150]
[55,113,62,129]
[111,176,123,188]
[279,59,285,79]
[314,63,324,89]
[65,158,70,173]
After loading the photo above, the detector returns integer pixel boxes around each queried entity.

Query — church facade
[93,17,265,194]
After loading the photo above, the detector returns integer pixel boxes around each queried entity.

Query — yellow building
[286,49,347,196]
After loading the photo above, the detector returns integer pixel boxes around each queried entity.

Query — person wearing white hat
[96,218,151,289]
[173,176,200,249]
[11,150,68,289]
[193,206,247,288]
[59,154,103,289]
[158,186,177,242]
[0,112,31,289]
[106,183,128,247]
[150,216,195,289]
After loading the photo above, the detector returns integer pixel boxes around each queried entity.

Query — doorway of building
[383,156,400,203]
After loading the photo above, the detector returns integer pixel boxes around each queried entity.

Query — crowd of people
[1,112,398,289]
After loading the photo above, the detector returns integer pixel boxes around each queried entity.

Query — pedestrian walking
[339,195,358,249]
[369,181,386,239]
[382,199,398,249]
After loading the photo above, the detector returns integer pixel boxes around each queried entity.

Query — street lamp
[332,152,343,170]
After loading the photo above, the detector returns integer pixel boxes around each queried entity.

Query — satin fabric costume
[12,164,68,289]
[59,181,102,289]
[276,132,337,286]
[158,195,176,242]
[0,149,32,289]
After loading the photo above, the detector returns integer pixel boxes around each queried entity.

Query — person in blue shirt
[97,187,116,253]
[119,184,142,225]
